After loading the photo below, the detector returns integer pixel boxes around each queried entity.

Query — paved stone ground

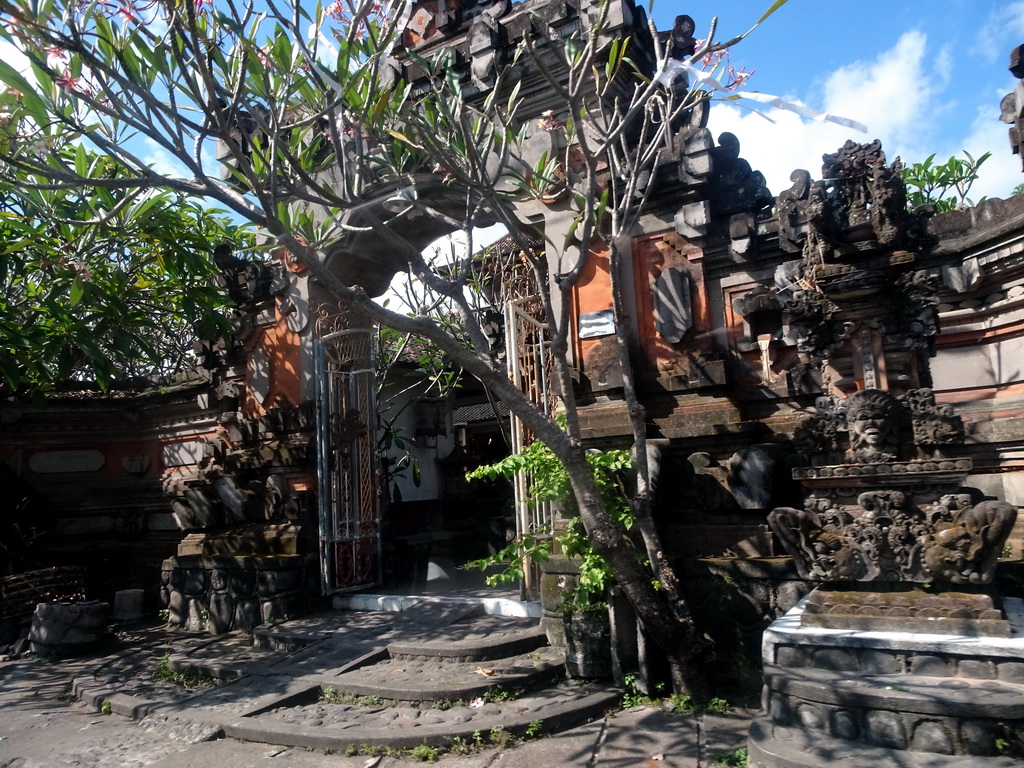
[0,607,756,768]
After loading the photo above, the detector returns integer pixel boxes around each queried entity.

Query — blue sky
[652,0,1024,201]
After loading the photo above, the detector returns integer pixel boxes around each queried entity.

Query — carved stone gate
[314,329,381,594]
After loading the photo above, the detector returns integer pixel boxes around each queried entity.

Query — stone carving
[775,170,811,254]
[768,492,1016,584]
[1001,44,1024,171]
[667,14,696,61]
[775,140,933,269]
[844,389,901,464]
[707,132,774,219]
[904,388,964,454]
[653,266,693,343]
[791,389,964,465]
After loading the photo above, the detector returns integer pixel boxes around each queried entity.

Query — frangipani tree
[0,0,807,695]
[0,145,252,394]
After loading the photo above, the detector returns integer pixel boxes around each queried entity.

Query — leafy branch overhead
[903,150,992,213]
[0,148,252,394]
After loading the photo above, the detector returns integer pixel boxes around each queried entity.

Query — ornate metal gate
[314,328,381,594]
[505,296,553,599]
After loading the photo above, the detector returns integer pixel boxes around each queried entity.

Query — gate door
[315,329,381,594]
[506,297,553,599]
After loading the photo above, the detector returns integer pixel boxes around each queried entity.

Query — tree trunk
[560,448,709,699]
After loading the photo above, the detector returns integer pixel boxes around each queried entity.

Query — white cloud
[960,105,1022,201]
[0,39,34,81]
[981,2,1024,62]
[142,138,190,178]
[706,30,1021,201]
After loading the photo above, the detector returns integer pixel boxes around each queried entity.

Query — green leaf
[0,60,49,128]
[69,276,84,306]
[757,0,791,24]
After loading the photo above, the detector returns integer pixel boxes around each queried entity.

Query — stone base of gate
[177,522,306,557]
[160,554,319,634]
[749,594,1024,766]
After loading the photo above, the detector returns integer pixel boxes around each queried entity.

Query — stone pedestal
[748,595,1024,767]
[160,554,316,633]
[112,589,145,623]
[29,601,110,656]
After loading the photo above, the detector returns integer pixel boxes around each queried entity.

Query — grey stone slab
[701,708,757,766]
[162,441,207,468]
[763,596,1024,665]
[28,449,105,473]
[491,718,604,768]
[593,707,698,767]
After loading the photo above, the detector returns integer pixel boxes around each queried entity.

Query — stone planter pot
[29,600,110,656]
[563,608,613,679]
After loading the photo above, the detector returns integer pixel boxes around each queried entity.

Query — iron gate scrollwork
[315,329,381,594]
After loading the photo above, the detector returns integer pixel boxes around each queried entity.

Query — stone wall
[160,554,319,634]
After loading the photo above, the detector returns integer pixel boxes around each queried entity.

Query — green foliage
[100,699,111,715]
[525,719,543,739]
[715,747,749,767]
[409,744,439,763]
[903,151,991,213]
[482,685,523,704]
[0,149,252,395]
[464,437,632,607]
[621,674,729,714]
[320,687,390,707]
[154,653,216,689]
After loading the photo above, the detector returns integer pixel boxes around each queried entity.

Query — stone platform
[749,594,1024,766]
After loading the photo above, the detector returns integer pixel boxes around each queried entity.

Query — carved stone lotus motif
[769,489,1016,584]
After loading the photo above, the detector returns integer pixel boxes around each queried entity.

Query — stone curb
[221,689,621,751]
[321,659,565,702]
[386,626,547,662]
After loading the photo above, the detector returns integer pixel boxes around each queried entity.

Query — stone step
[749,715,1022,768]
[321,646,565,702]
[333,592,541,618]
[221,683,621,751]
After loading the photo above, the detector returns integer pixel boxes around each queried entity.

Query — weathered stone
[957,658,996,679]
[960,719,1000,756]
[775,645,810,668]
[997,660,1024,684]
[910,654,954,677]
[161,440,206,468]
[112,589,145,622]
[864,710,907,749]
[229,568,258,598]
[28,449,105,474]
[233,598,260,631]
[260,590,304,624]
[185,598,207,632]
[208,591,234,634]
[182,568,208,597]
[28,601,110,655]
[768,691,793,727]
[812,648,858,672]
[830,710,859,741]
[796,703,827,730]
[910,719,954,755]
[257,568,301,596]
[167,590,186,626]
[859,649,902,675]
